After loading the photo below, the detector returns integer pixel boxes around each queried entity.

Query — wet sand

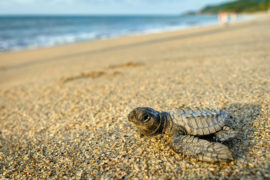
[0,14,269,179]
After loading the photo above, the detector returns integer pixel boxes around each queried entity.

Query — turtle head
[128,107,162,136]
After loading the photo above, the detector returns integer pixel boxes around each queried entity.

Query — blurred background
[0,0,269,52]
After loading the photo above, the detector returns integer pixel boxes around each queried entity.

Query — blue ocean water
[0,15,250,52]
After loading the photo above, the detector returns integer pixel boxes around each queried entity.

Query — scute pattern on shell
[168,108,230,136]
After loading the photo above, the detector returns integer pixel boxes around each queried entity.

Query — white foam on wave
[0,32,98,52]
[0,14,253,53]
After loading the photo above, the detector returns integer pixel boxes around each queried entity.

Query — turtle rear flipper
[170,135,233,162]
[215,126,238,142]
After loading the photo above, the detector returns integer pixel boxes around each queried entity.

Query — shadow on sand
[222,103,261,160]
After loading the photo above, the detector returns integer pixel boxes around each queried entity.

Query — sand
[0,14,270,179]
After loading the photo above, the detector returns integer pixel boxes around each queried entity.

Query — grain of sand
[0,14,270,179]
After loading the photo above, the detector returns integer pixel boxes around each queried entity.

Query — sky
[0,0,233,15]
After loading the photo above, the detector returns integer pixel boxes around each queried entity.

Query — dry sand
[0,14,270,179]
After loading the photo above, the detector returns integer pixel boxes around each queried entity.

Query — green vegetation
[200,0,270,14]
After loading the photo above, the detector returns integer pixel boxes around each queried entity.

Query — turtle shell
[168,108,230,136]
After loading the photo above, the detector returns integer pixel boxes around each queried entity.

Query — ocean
[0,15,251,52]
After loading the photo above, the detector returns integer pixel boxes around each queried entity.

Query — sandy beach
[0,13,270,179]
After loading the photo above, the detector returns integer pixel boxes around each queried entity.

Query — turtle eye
[142,114,150,122]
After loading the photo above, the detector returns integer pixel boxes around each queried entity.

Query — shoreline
[0,13,255,54]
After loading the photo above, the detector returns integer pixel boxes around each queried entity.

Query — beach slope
[0,14,270,179]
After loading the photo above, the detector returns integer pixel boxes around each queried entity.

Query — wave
[0,15,254,53]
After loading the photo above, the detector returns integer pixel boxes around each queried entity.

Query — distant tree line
[200,0,270,13]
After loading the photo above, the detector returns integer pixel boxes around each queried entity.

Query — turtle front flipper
[170,135,233,162]
[214,126,238,142]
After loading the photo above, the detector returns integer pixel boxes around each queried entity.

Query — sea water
[0,15,251,52]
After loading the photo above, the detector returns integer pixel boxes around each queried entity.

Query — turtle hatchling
[128,107,238,162]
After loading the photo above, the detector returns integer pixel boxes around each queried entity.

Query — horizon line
[0,11,211,17]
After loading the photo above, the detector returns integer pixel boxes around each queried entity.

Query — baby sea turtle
[128,107,238,162]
